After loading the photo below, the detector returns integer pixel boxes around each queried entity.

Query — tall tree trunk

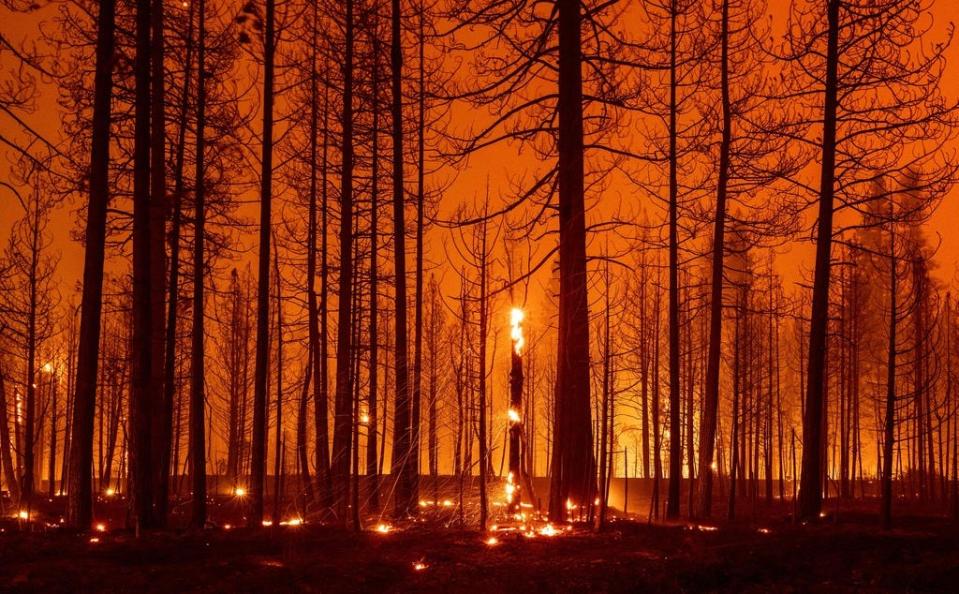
[249,0,276,528]
[302,0,320,506]
[272,242,284,527]
[697,0,731,519]
[367,27,381,509]
[315,57,333,509]
[331,0,356,521]
[799,0,840,523]
[131,0,156,531]
[149,0,170,527]
[665,0,682,520]
[0,362,19,501]
[411,0,426,505]
[881,222,897,529]
[22,202,38,501]
[189,0,207,528]
[390,0,414,519]
[164,0,195,513]
[548,0,593,523]
[48,375,57,498]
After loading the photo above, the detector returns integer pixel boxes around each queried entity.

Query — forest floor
[1,497,958,593]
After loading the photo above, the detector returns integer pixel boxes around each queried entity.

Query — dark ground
[1,499,958,593]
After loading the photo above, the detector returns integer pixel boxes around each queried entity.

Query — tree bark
[131,0,156,531]
[189,0,207,528]
[249,0,276,528]
[798,0,840,523]
[390,0,414,519]
[149,0,170,527]
[697,0,731,520]
[331,0,356,521]
[548,0,593,523]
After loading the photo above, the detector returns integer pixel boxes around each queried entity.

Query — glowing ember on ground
[374,523,392,534]
[485,536,499,546]
[692,524,719,532]
[758,528,771,534]
[261,520,273,527]
[223,524,233,530]
[412,561,428,571]
[88,537,100,544]
[284,518,304,527]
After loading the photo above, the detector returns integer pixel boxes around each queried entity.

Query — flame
[539,523,559,537]
[485,536,499,546]
[234,487,247,497]
[89,537,100,544]
[507,408,521,424]
[105,488,116,497]
[510,308,525,355]
[375,523,392,534]
[505,472,518,504]
[412,561,428,571]
[42,362,53,373]
[17,510,29,520]
[95,523,106,533]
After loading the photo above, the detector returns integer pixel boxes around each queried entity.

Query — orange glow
[510,308,525,355]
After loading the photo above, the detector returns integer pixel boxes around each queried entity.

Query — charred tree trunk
[189,0,207,528]
[163,0,195,523]
[665,0,682,521]
[799,0,840,523]
[0,362,19,501]
[411,0,426,502]
[367,24,381,509]
[315,56,333,509]
[390,0,414,519]
[697,0,731,519]
[249,0,276,528]
[331,0,356,522]
[548,0,593,523]
[149,0,170,527]
[130,0,156,531]
[881,223,897,529]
